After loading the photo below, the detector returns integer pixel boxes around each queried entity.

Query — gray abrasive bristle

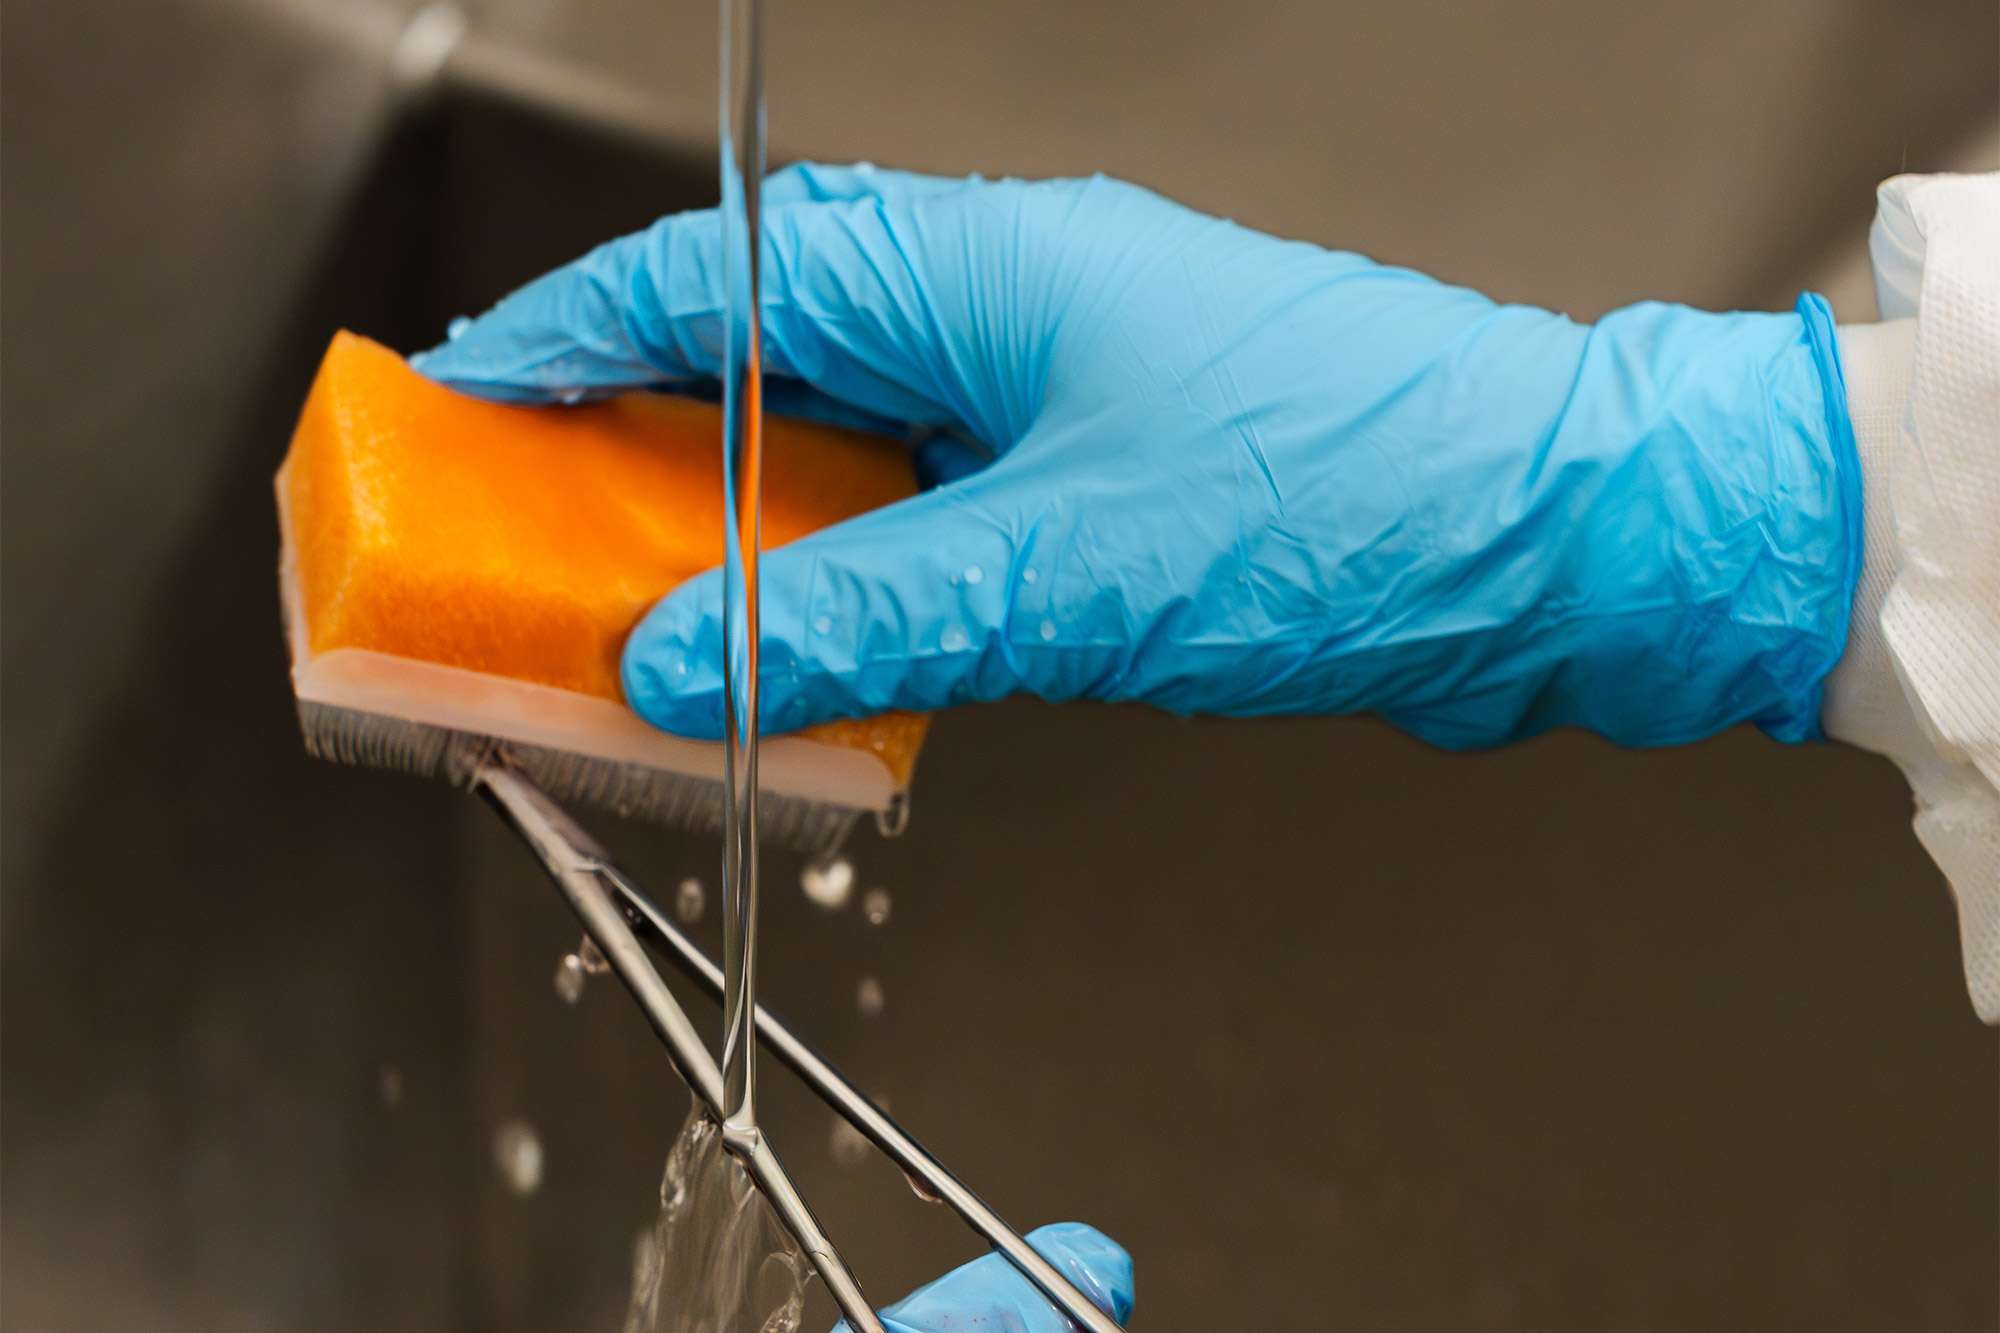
[298,700,859,854]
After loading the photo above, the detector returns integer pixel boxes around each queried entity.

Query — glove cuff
[1820,319,1924,763]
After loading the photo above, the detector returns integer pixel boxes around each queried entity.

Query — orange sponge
[277,331,928,815]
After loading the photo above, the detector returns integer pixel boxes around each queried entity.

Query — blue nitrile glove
[830,1222,1133,1333]
[416,162,1861,749]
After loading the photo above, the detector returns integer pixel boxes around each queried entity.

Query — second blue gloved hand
[417,162,1860,749]
[828,1222,1133,1333]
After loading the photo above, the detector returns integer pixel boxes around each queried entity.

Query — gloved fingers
[622,474,1045,737]
[762,160,975,206]
[412,181,1003,437]
[407,329,916,441]
[406,248,668,403]
[832,1222,1134,1333]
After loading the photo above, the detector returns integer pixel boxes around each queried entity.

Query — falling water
[800,853,856,910]
[675,877,708,924]
[624,1105,809,1333]
[715,0,768,1141]
[492,1119,544,1197]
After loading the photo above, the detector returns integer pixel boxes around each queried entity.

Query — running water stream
[620,2,874,1326]
[715,0,767,1147]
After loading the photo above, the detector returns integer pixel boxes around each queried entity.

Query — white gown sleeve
[1822,172,2000,1022]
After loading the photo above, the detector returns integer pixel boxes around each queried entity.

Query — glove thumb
[622,475,1052,737]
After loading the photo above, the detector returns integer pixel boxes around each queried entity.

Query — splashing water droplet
[828,1116,871,1167]
[577,935,609,974]
[875,791,911,838]
[940,626,969,652]
[813,614,833,635]
[675,877,706,924]
[962,565,984,585]
[856,975,885,1018]
[752,1256,806,1333]
[1039,619,1057,641]
[377,1063,404,1108]
[800,854,855,910]
[861,888,892,926]
[554,953,587,1005]
[493,1120,544,1196]
[446,315,472,340]
[1021,567,1039,585]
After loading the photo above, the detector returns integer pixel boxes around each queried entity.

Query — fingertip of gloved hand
[836,1216,1136,1320]
[408,327,612,405]
[626,490,1037,738]
[407,342,551,404]
[407,242,668,402]
[623,564,871,739]
[1025,1222,1136,1323]
[834,1222,1133,1332]
[620,574,729,740]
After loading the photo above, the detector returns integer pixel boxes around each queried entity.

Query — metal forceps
[476,759,1127,1333]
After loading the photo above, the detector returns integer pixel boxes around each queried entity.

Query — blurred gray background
[3,1,1996,1328]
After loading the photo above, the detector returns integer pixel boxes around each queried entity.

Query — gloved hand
[831,1222,1133,1333]
[416,162,1861,749]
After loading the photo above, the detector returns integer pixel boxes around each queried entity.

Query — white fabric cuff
[1821,173,2000,1023]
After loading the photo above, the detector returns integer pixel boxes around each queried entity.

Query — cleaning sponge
[277,331,927,822]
